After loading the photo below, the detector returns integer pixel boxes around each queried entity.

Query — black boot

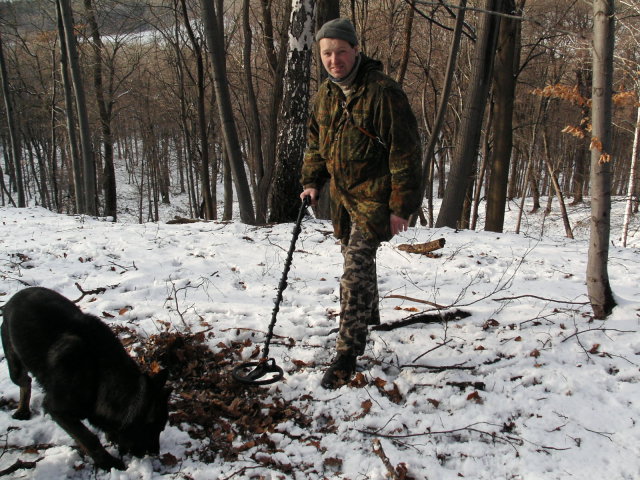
[321,353,357,389]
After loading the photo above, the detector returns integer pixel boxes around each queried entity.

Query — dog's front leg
[46,410,126,471]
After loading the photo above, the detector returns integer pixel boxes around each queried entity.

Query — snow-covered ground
[1,190,639,479]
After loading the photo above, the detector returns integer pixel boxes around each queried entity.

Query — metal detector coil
[232,196,310,385]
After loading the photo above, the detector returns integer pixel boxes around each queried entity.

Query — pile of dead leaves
[119,328,312,463]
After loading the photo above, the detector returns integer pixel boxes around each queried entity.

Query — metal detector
[231,196,310,385]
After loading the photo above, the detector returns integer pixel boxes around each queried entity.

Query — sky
[1,189,640,480]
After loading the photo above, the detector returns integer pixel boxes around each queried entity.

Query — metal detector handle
[261,196,310,359]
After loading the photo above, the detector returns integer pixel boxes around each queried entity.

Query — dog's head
[111,370,171,457]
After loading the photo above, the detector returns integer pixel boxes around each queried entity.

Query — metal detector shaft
[261,195,310,359]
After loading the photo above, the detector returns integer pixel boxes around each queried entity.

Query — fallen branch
[372,439,404,480]
[402,365,474,372]
[72,282,106,303]
[372,309,471,332]
[385,294,446,309]
[397,238,446,255]
[0,459,41,476]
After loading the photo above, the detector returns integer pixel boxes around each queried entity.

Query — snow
[1,193,640,479]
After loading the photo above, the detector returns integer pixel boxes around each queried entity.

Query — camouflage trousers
[336,223,381,356]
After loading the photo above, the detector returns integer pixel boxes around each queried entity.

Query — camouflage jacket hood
[301,54,422,242]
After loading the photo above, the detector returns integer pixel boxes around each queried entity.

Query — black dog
[1,287,170,471]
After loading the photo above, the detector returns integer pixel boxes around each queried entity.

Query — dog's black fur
[1,287,170,471]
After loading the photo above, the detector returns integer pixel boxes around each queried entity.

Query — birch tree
[268,0,316,222]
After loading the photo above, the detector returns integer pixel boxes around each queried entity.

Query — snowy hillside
[0,194,639,479]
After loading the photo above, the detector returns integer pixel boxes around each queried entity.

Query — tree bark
[55,0,83,214]
[84,0,117,220]
[58,0,97,215]
[181,0,215,220]
[436,0,503,229]
[200,0,255,225]
[622,104,639,247]
[268,0,315,223]
[587,0,616,319]
[0,32,25,207]
[412,0,466,228]
[485,0,520,233]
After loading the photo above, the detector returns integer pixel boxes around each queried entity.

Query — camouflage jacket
[300,54,422,242]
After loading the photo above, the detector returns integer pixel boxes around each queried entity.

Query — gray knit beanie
[315,18,358,46]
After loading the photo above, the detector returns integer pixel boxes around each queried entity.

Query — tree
[485,0,522,233]
[200,0,255,225]
[0,32,25,207]
[436,0,503,229]
[414,0,466,226]
[267,0,315,222]
[83,0,117,220]
[180,0,215,220]
[57,0,97,215]
[587,0,616,318]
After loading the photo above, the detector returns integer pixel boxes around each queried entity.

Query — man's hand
[390,214,408,237]
[300,188,319,207]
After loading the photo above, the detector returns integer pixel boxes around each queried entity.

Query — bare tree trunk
[55,0,83,214]
[268,0,315,223]
[84,0,117,220]
[543,127,573,238]
[242,0,271,224]
[571,67,591,205]
[436,0,502,229]
[0,32,25,207]
[58,0,97,215]
[622,104,640,247]
[587,0,616,319]
[200,0,255,224]
[181,0,215,220]
[412,0,466,227]
[395,0,415,85]
[515,95,546,234]
[485,0,520,232]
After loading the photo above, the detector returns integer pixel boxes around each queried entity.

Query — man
[300,18,423,389]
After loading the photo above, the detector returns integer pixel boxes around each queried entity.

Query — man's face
[319,38,359,80]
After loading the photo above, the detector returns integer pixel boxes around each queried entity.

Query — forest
[0,1,638,296]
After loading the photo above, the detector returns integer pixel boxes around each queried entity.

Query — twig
[72,282,106,303]
[560,327,637,343]
[385,294,446,309]
[493,294,589,305]
[372,439,401,480]
[360,422,523,455]
[220,465,263,480]
[412,338,453,362]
